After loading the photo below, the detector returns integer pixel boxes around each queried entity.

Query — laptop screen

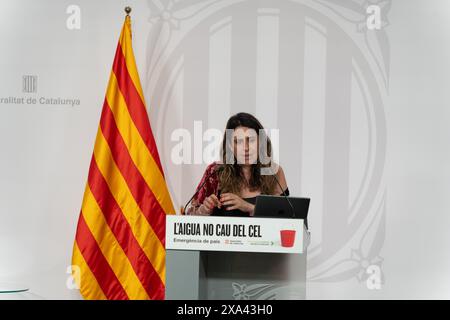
[254,195,310,229]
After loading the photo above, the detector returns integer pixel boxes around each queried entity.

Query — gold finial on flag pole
[124,6,132,16]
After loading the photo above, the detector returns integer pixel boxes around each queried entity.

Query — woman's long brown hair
[218,112,277,196]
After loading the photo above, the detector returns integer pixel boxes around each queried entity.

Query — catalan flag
[71,13,175,300]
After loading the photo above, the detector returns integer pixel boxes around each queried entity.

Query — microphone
[271,167,296,219]
[181,164,224,215]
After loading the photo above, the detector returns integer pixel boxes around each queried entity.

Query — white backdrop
[0,0,449,299]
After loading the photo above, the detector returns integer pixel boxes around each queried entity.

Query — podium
[165,215,310,300]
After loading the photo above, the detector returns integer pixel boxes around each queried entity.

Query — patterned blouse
[186,162,289,216]
[188,162,221,215]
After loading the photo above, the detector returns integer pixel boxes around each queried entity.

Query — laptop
[254,195,310,228]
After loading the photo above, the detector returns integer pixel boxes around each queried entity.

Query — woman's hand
[199,194,221,214]
[220,193,255,215]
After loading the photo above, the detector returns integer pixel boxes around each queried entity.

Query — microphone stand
[271,167,296,219]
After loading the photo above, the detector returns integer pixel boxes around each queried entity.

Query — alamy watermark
[66,265,81,290]
[66,5,81,30]
[170,121,280,175]
[366,265,382,290]
[366,5,381,30]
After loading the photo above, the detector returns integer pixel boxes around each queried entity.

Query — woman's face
[232,126,259,165]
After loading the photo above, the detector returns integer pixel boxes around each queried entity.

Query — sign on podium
[165,214,310,299]
[166,215,304,254]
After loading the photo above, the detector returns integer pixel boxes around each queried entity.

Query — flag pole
[124,6,132,16]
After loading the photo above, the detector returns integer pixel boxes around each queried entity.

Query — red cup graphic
[280,230,296,247]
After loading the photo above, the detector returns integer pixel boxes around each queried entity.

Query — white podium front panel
[166,215,303,254]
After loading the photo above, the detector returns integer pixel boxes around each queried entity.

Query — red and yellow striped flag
[71,14,175,300]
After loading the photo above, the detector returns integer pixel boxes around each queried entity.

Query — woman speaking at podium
[186,112,288,217]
